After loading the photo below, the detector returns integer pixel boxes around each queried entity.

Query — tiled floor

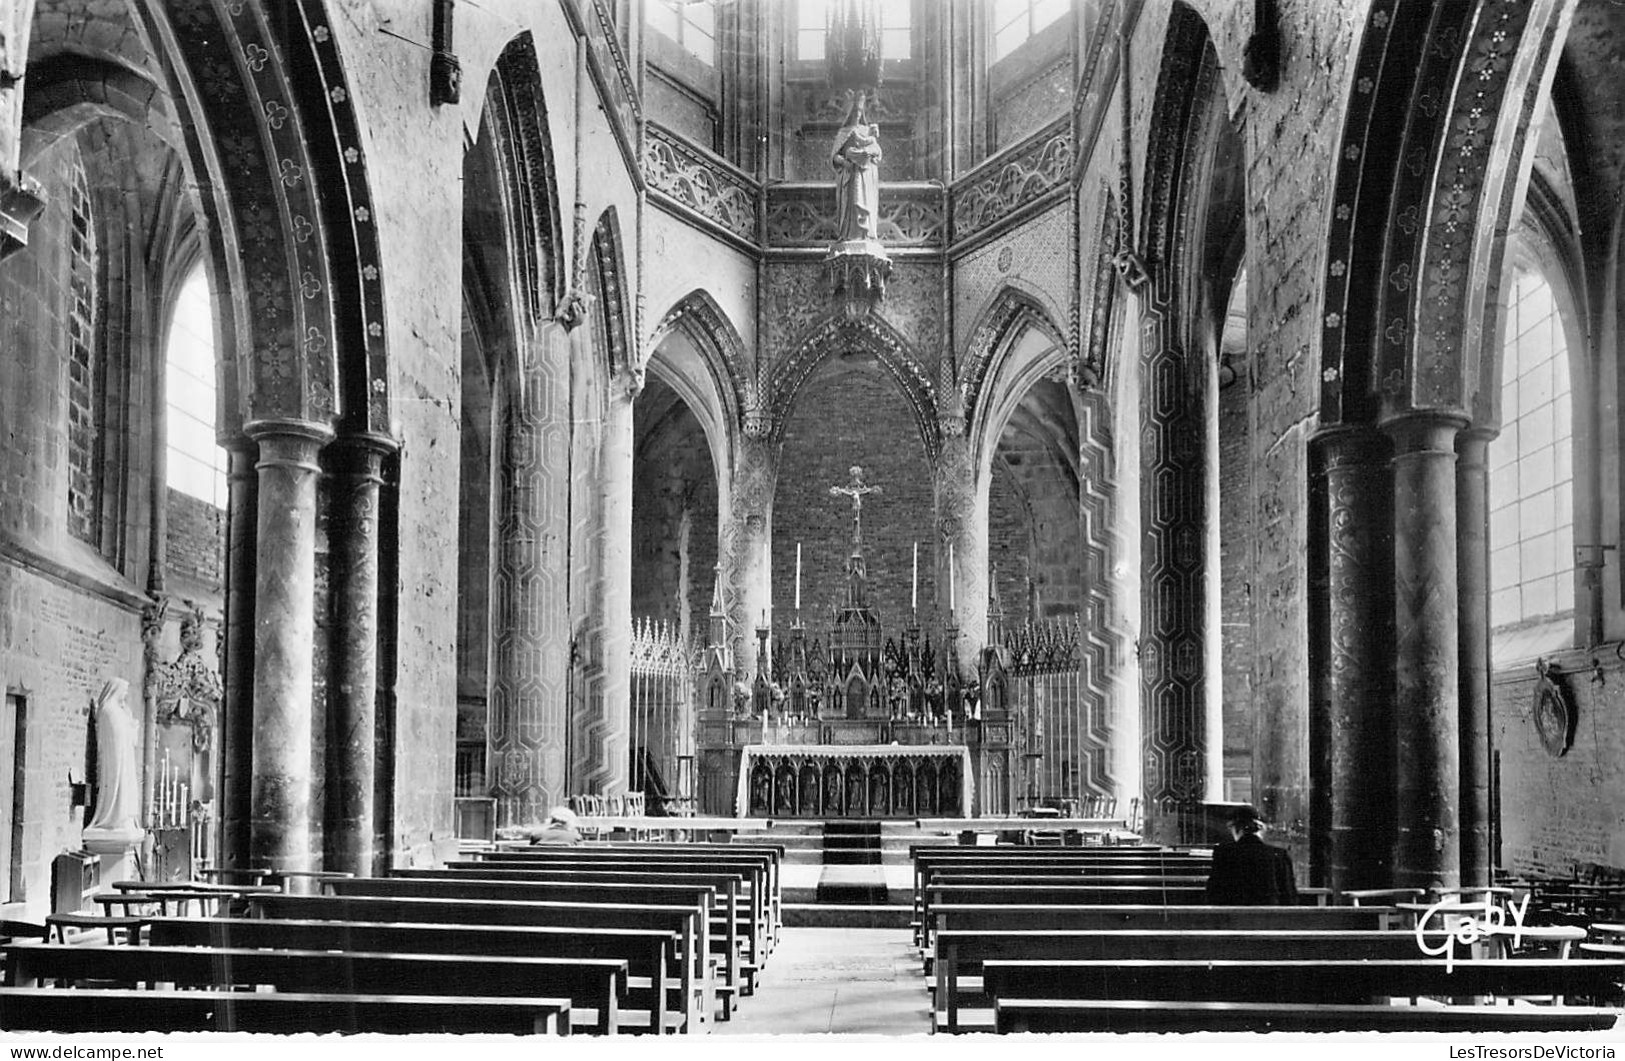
[716,927,929,1036]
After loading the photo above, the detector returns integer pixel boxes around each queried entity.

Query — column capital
[244,418,336,448]
[1313,424,1392,472]
[1382,412,1468,456]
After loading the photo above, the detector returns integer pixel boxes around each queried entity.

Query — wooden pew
[909,849,1213,940]
[334,874,748,1015]
[0,986,570,1035]
[923,903,1398,960]
[4,940,628,1034]
[933,928,1467,1032]
[247,892,712,1031]
[415,864,770,990]
[472,846,784,949]
[982,957,1625,1007]
[992,998,1622,1034]
[146,917,683,1034]
[459,852,781,969]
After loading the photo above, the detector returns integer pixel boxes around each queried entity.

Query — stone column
[1311,427,1395,893]
[246,422,332,873]
[1138,315,1211,840]
[1456,427,1494,888]
[935,429,984,660]
[489,323,573,828]
[729,430,778,678]
[322,433,392,877]
[578,372,636,796]
[218,441,258,868]
[1386,414,1464,890]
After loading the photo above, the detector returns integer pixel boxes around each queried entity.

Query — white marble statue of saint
[85,677,142,839]
[830,92,883,242]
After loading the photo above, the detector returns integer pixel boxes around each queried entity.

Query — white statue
[831,92,883,243]
[85,678,141,836]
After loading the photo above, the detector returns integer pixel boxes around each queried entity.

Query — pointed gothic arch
[765,315,940,460]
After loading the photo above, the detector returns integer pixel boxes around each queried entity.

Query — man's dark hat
[1227,804,1262,827]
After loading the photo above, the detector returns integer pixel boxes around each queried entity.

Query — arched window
[65,153,102,547]
[992,0,1069,61]
[797,0,912,62]
[648,0,716,64]
[1488,265,1574,663]
[164,267,226,508]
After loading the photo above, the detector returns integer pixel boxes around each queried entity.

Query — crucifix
[829,464,882,552]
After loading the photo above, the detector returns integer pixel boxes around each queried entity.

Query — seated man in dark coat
[1205,804,1298,905]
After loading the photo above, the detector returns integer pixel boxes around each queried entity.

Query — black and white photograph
[0,0,1620,1049]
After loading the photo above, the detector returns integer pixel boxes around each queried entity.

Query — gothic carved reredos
[133,0,392,433]
[1322,0,1567,426]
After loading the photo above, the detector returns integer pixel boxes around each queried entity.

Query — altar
[737,744,973,819]
[689,467,1017,817]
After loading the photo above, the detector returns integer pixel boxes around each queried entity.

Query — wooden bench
[247,893,713,1031]
[923,903,1398,961]
[933,927,1471,1032]
[0,985,570,1034]
[991,997,1622,1034]
[146,916,683,1034]
[410,865,769,992]
[471,846,784,949]
[335,874,749,1015]
[459,852,781,969]
[4,939,627,1034]
[982,957,1625,1007]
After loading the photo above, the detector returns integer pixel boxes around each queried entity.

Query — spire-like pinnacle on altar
[829,465,881,609]
[987,563,1005,645]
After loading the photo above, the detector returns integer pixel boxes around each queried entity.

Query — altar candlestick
[795,543,802,611]
[911,541,918,610]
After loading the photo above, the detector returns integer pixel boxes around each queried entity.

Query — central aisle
[715,927,928,1036]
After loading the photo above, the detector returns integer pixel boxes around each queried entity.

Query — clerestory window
[992,0,1070,61]
[648,0,716,65]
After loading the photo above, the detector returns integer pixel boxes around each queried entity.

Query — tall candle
[911,542,918,610]
[795,543,802,611]
[948,543,956,612]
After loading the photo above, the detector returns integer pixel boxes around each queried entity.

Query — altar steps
[821,820,882,865]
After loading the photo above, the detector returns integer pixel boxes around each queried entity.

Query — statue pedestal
[825,239,891,319]
[82,825,145,882]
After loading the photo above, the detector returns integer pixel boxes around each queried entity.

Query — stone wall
[164,490,222,595]
[1217,375,1253,789]
[771,357,941,632]
[1492,650,1625,876]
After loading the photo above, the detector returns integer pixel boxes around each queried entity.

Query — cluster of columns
[218,423,395,878]
[1312,416,1494,893]
[484,319,639,830]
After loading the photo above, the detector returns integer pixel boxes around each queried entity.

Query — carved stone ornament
[1531,658,1576,758]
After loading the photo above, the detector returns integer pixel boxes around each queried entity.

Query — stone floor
[716,927,929,1036]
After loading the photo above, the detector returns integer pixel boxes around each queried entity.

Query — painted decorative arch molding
[487,33,568,328]
[129,0,395,436]
[1319,0,1572,426]
[590,207,634,379]
[764,314,941,460]
[648,288,751,431]
[960,283,1069,434]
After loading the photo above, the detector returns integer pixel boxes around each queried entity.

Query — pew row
[146,916,684,1033]
[0,986,571,1035]
[329,874,750,1012]
[3,941,625,1034]
[991,998,1622,1034]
